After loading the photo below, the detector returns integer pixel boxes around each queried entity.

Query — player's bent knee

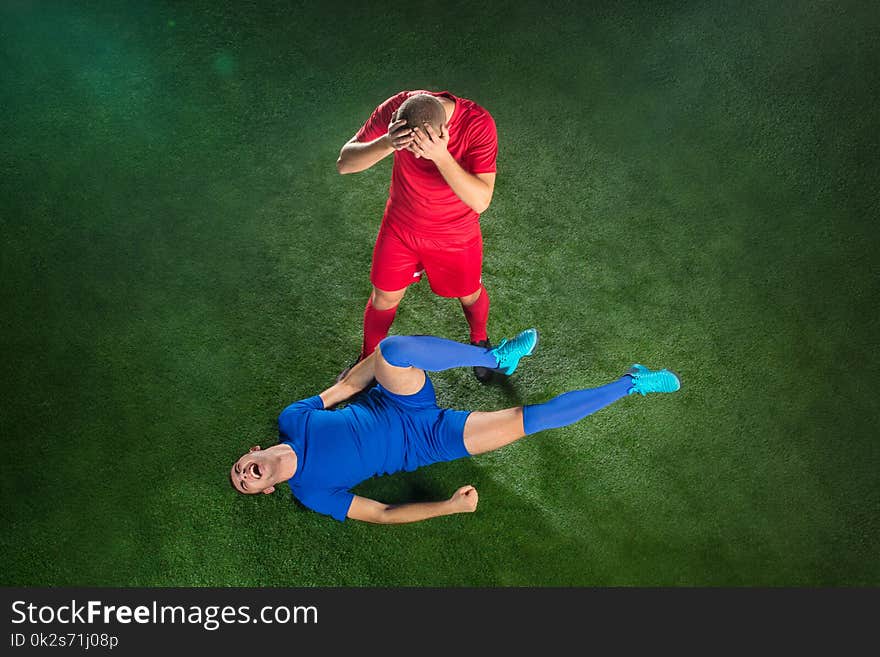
[377,335,411,369]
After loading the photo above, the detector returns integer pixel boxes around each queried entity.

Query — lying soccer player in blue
[230,330,680,523]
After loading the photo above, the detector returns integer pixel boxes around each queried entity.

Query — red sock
[461,285,490,343]
[362,298,399,357]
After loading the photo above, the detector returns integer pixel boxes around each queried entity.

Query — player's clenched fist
[450,485,479,513]
[385,111,414,151]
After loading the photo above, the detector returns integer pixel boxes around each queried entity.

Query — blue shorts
[279,376,472,522]
[363,374,472,468]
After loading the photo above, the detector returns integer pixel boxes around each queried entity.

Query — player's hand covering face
[409,123,450,161]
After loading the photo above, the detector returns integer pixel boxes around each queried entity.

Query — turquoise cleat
[490,328,539,375]
[627,364,681,396]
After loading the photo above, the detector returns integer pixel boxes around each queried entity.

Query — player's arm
[409,124,496,213]
[317,351,378,409]
[436,164,495,214]
[336,113,415,174]
[347,486,479,524]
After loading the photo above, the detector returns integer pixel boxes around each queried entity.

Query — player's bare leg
[371,285,407,311]
[463,368,682,455]
[373,342,427,395]
[458,288,481,307]
[462,408,526,454]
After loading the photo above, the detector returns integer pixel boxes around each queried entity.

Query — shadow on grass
[485,372,526,408]
[344,456,601,585]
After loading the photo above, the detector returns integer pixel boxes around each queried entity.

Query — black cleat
[471,339,497,383]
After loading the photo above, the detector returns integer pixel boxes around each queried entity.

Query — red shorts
[370,221,483,298]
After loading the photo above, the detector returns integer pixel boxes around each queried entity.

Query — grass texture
[1,0,878,585]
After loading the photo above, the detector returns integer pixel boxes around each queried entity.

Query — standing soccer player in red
[336,90,498,382]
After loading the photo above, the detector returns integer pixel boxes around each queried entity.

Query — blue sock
[522,376,633,435]
[379,335,497,371]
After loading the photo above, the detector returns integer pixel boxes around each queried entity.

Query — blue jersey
[278,378,470,521]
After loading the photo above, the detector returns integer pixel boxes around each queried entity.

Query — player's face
[230,447,273,495]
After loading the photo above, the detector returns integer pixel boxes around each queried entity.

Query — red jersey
[355,90,497,239]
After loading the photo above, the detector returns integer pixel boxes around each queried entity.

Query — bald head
[397,94,446,135]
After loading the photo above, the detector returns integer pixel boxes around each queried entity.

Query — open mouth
[249,463,262,478]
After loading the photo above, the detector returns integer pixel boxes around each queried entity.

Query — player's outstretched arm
[336,113,414,174]
[347,486,479,524]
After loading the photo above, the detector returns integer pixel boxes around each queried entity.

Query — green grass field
[2,0,878,586]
